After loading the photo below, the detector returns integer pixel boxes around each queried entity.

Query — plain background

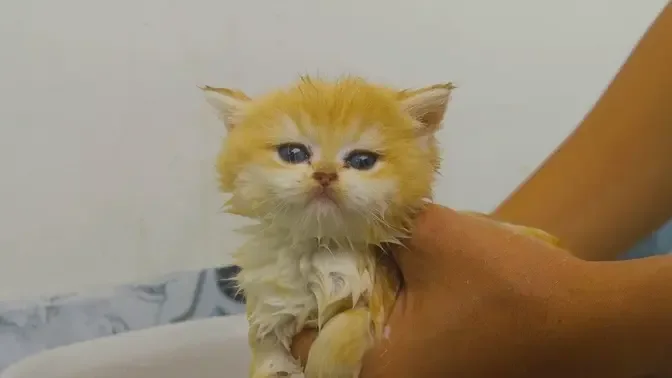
[0,0,667,300]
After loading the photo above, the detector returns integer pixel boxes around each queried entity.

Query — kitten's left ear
[201,86,251,131]
[399,83,455,135]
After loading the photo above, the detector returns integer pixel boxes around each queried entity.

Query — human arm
[292,205,672,377]
[585,255,672,376]
[492,2,672,260]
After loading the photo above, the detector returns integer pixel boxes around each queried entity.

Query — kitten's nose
[312,171,338,186]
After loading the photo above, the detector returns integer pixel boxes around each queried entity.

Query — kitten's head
[204,76,453,240]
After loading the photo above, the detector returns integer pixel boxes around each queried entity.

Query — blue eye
[277,143,311,164]
[344,150,379,170]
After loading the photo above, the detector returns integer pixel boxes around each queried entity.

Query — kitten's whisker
[323,243,335,258]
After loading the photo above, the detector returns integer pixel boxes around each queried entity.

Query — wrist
[605,257,672,375]
[518,259,670,377]
[566,258,672,376]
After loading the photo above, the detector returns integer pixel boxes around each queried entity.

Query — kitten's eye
[277,143,311,164]
[344,150,379,170]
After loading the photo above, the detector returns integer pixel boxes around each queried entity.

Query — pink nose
[312,171,338,186]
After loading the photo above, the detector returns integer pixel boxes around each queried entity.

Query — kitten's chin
[306,196,341,216]
[310,194,339,208]
[268,200,374,242]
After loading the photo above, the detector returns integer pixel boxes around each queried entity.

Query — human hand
[291,204,631,377]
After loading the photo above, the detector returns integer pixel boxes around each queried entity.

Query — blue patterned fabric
[620,219,672,259]
[0,266,245,371]
[0,220,670,372]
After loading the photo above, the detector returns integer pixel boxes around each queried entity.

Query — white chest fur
[234,231,374,352]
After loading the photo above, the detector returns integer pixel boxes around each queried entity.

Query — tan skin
[293,206,672,377]
[291,2,672,376]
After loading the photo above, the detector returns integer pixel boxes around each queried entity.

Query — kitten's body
[203,76,448,378]
[203,77,560,378]
[235,227,391,377]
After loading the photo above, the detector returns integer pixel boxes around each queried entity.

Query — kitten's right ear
[201,86,251,131]
[398,83,455,135]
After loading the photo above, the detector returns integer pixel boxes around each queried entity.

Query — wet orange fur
[204,76,454,378]
[214,77,449,232]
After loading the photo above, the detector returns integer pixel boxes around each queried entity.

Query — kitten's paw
[251,359,303,378]
[249,338,305,378]
[251,371,302,378]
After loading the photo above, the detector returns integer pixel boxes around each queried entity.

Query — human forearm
[579,256,672,376]
[493,2,672,260]
[518,256,672,377]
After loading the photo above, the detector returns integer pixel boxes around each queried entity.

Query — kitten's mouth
[310,187,338,204]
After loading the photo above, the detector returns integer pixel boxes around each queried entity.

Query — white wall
[0,0,666,300]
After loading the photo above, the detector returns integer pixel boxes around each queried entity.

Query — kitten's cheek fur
[238,165,311,204]
[339,173,397,212]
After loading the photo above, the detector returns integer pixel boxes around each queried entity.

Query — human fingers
[394,204,572,290]
[390,204,458,279]
[390,204,497,291]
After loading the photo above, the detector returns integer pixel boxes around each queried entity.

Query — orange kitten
[203,76,454,378]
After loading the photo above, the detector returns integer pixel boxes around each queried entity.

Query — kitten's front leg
[304,307,373,378]
[301,248,379,378]
[303,247,400,378]
[246,292,313,378]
